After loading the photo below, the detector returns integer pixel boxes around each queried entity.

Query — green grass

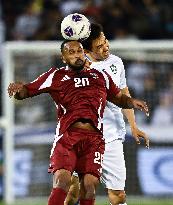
[0,197,173,205]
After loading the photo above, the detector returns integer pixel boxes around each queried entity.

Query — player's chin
[74,59,85,69]
[72,64,85,71]
[104,51,109,58]
[75,59,85,66]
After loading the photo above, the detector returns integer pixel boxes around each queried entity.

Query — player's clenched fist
[8,82,23,97]
[8,82,27,99]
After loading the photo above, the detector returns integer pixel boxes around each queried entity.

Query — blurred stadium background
[0,1,173,205]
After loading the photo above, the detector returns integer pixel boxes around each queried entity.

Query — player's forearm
[14,85,29,100]
[121,87,137,127]
[119,94,135,109]
[122,109,137,128]
[111,93,134,109]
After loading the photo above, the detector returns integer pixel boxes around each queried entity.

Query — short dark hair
[61,39,71,53]
[82,23,103,51]
[60,39,81,53]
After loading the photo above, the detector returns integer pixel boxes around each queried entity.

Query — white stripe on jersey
[39,70,57,90]
[60,104,67,114]
[97,98,103,131]
[50,121,63,157]
[54,102,59,109]
[99,70,110,89]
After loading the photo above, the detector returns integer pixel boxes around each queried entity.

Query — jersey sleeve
[119,59,127,89]
[24,68,57,97]
[102,70,120,101]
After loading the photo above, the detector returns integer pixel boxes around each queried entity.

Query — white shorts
[101,140,126,190]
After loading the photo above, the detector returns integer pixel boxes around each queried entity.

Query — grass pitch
[0,196,173,205]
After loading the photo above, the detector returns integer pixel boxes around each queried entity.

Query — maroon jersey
[25,67,120,136]
[48,127,105,177]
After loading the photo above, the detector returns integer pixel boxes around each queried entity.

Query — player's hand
[131,126,150,149]
[131,99,149,116]
[8,82,24,98]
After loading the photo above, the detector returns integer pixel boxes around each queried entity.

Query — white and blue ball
[61,13,91,40]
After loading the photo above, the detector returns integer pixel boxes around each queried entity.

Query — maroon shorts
[48,127,105,179]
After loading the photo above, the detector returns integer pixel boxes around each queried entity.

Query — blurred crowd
[1,0,173,41]
[0,0,173,125]
[125,60,173,125]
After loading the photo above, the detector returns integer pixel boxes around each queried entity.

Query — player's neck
[68,65,84,72]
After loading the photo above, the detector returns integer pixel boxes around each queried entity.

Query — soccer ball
[61,13,91,40]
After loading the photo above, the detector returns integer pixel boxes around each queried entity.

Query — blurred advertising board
[137,148,173,195]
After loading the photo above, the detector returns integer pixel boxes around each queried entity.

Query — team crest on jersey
[90,73,99,79]
[110,64,117,74]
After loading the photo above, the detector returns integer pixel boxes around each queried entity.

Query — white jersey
[91,54,127,143]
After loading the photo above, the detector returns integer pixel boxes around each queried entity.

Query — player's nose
[74,53,81,59]
[104,43,109,50]
[103,45,109,53]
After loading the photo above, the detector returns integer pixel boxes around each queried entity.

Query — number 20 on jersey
[74,78,89,87]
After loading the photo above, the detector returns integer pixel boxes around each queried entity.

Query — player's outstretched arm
[105,70,149,115]
[8,82,29,100]
[111,91,149,115]
[121,87,150,148]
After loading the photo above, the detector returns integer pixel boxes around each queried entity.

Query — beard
[69,59,86,71]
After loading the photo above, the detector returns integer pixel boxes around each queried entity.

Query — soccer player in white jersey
[65,23,149,205]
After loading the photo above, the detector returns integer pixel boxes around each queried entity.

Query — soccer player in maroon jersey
[8,40,148,205]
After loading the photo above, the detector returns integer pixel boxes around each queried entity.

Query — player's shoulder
[47,67,61,72]
[92,54,124,70]
[90,68,104,76]
[90,68,110,81]
[88,68,106,81]
[108,54,123,64]
[44,67,67,80]
[49,66,67,74]
[54,66,67,71]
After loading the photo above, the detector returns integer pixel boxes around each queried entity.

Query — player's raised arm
[8,67,57,100]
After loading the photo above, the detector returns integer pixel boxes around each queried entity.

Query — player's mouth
[103,51,109,58]
[75,59,84,66]
[104,51,109,55]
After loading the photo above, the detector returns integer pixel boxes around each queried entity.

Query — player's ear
[61,55,66,64]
